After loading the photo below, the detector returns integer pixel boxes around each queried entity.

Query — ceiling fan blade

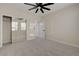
[24,3,36,6]
[42,6,51,10]
[35,8,39,13]
[40,8,44,13]
[36,3,39,5]
[29,6,37,10]
[42,3,54,6]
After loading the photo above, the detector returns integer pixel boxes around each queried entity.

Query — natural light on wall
[21,22,26,30]
[12,22,18,31]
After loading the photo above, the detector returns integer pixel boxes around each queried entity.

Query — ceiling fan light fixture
[24,3,54,13]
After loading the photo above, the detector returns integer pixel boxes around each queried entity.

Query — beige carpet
[0,39,79,56]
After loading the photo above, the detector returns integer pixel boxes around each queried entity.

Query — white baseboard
[49,38,79,48]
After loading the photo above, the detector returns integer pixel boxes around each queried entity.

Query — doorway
[3,16,12,45]
[36,21,45,40]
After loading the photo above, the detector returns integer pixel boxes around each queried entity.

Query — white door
[3,16,12,44]
[37,22,45,40]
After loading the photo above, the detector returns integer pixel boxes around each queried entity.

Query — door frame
[2,15,12,45]
[25,20,27,40]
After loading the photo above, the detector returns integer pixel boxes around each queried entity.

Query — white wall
[0,3,40,47]
[42,4,79,46]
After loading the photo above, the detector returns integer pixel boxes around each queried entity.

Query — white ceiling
[17,3,75,17]
[0,3,74,17]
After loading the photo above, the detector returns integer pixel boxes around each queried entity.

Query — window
[12,22,18,31]
[21,22,26,30]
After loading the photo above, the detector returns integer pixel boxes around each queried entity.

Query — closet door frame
[2,15,12,45]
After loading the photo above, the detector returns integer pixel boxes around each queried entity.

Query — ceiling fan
[24,3,54,13]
